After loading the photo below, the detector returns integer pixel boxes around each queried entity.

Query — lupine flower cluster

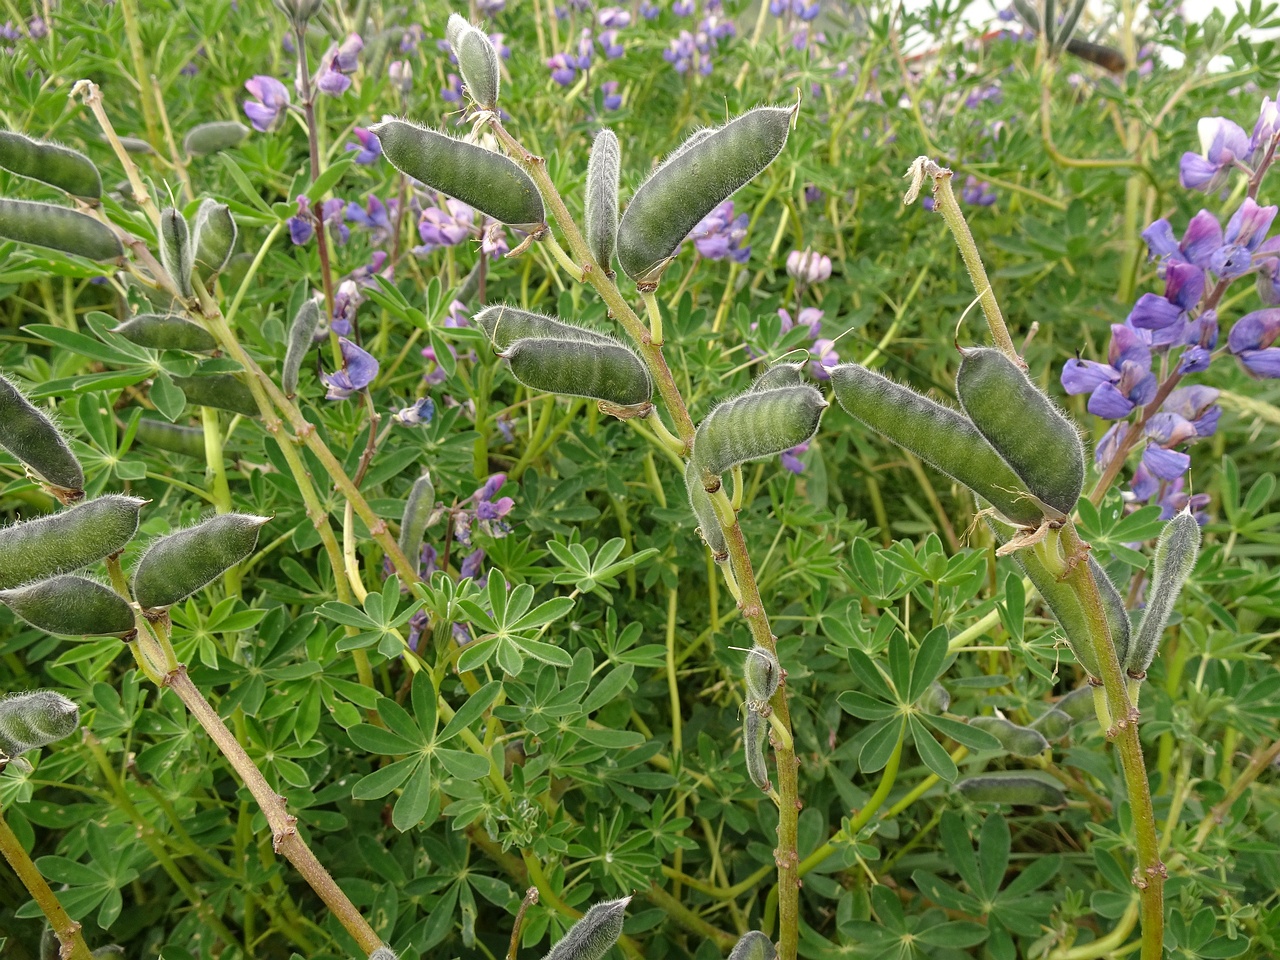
[690,200,750,263]
[663,0,735,74]
[547,6,630,89]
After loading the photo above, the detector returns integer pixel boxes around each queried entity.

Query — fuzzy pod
[831,363,1045,527]
[1126,511,1200,679]
[0,691,78,759]
[112,314,218,353]
[0,130,102,199]
[743,645,780,704]
[1031,708,1072,740]
[956,347,1084,516]
[692,385,826,480]
[117,136,154,155]
[684,459,728,560]
[918,680,950,714]
[0,198,122,261]
[955,773,1066,806]
[542,897,630,960]
[182,120,250,157]
[502,337,652,407]
[159,206,195,298]
[743,708,770,792]
[367,950,397,960]
[0,495,145,590]
[0,374,84,495]
[450,16,501,110]
[751,361,806,393]
[133,417,206,459]
[1055,685,1096,722]
[398,472,435,568]
[0,575,135,637]
[585,129,621,273]
[171,374,259,418]
[728,932,777,960]
[370,120,544,229]
[617,105,792,286]
[476,305,613,351]
[192,199,237,275]
[283,298,322,397]
[968,715,1051,757]
[131,513,269,610]
[1092,557,1131,668]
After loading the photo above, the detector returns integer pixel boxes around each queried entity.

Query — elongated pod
[968,715,1050,757]
[112,314,218,352]
[956,347,1084,516]
[0,575,135,637]
[543,897,630,960]
[475,305,613,350]
[1031,708,1072,740]
[692,385,825,480]
[182,120,250,157]
[1093,556,1131,668]
[449,15,500,110]
[370,120,544,229]
[0,495,145,590]
[0,691,78,759]
[0,130,101,199]
[751,361,806,393]
[0,198,122,261]
[171,374,259,418]
[132,513,268,610]
[743,708,770,791]
[955,773,1065,806]
[398,472,435,567]
[729,932,777,960]
[1126,510,1200,679]
[585,129,620,273]
[684,459,728,560]
[617,105,793,286]
[501,337,652,407]
[0,374,83,496]
[160,207,195,297]
[133,417,206,458]
[1055,684,1096,722]
[743,645,781,704]
[283,298,322,397]
[192,200,237,274]
[117,136,155,155]
[831,363,1045,527]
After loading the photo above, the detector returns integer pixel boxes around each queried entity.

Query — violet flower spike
[1179,117,1251,194]
[320,338,380,400]
[1060,322,1156,420]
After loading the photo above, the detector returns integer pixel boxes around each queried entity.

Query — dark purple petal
[1128,292,1183,331]
[338,337,379,390]
[1164,262,1204,312]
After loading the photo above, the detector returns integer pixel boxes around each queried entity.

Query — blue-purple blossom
[674,0,694,13]
[331,280,361,336]
[442,72,464,104]
[322,198,349,244]
[1141,412,1196,481]
[243,75,290,132]
[393,397,435,426]
[346,194,394,244]
[1162,385,1221,439]
[400,24,424,52]
[1228,308,1280,378]
[316,33,363,96]
[414,196,474,255]
[1060,323,1156,419]
[599,29,624,58]
[320,338,379,399]
[691,200,750,262]
[599,6,630,26]
[478,0,507,13]
[804,184,824,204]
[288,195,314,245]
[460,549,487,581]
[601,80,622,111]
[781,440,809,474]
[640,1,660,18]
[1127,261,1203,346]
[1142,209,1224,272]
[663,31,697,73]
[1179,309,1218,374]
[481,222,510,259]
[1180,117,1250,193]
[547,52,576,85]
[771,0,821,19]
[1209,197,1277,279]
[778,307,824,337]
[27,16,46,39]
[961,176,997,206]
[345,127,381,165]
[1155,477,1211,523]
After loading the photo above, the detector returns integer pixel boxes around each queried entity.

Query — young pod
[692,385,826,481]
[133,417,206,458]
[112,314,218,353]
[159,206,195,297]
[968,715,1051,757]
[0,691,78,759]
[476,305,613,351]
[367,950,397,960]
[0,374,84,497]
[617,105,793,286]
[1092,557,1131,668]
[743,645,780,704]
[171,374,260,418]
[370,120,544,230]
[955,773,1066,807]
[0,130,102,199]
[182,120,250,157]
[117,136,155,155]
[1031,708,1072,741]
[398,472,435,568]
[131,513,269,611]
[0,575,136,637]
[684,460,728,560]
[282,298,322,397]
[728,932,777,960]
[1126,510,1200,679]
[192,199,237,275]
[831,363,1045,527]
[502,337,653,407]
[1055,685,1096,722]
[956,347,1084,516]
[449,15,501,110]
[750,361,806,393]
[543,896,630,960]
[584,129,620,273]
[0,198,122,262]
[0,495,146,590]
[743,708,770,792]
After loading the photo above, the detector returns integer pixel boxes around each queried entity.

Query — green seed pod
[112,314,218,353]
[0,374,84,496]
[171,374,259,418]
[182,121,250,157]
[1055,685,1096,722]
[160,206,195,298]
[968,715,1051,757]
[0,130,102,199]
[476,305,613,351]
[956,347,1084,516]
[0,691,78,759]
[283,298,322,397]
[543,897,630,960]
[1092,557,1131,668]
[1127,510,1200,679]
[751,361,806,393]
[445,13,467,48]
[585,129,620,273]
[728,932,777,960]
[117,136,154,155]
[955,773,1066,807]
[743,645,780,704]
[831,364,1044,527]
[131,513,269,611]
[450,15,501,110]
[692,385,826,480]
[0,495,145,590]
[399,472,435,567]
[502,337,653,407]
[617,105,793,286]
[0,198,122,261]
[370,120,545,229]
[743,708,770,792]
[0,575,135,637]
[133,416,206,458]
[1031,708,1072,740]
[918,680,950,714]
[684,459,728,560]
[368,950,397,960]
[192,199,237,275]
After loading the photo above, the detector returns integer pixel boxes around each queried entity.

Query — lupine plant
[1,1,1280,959]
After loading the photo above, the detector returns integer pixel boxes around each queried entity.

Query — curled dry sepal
[0,690,79,762]
[542,896,630,960]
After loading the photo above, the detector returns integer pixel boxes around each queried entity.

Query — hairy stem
[0,811,94,960]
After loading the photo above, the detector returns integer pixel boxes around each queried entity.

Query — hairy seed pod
[692,385,825,480]
[1032,708,1072,740]
[182,121,250,157]
[1065,37,1127,73]
[450,16,500,110]
[831,364,1044,527]
[0,374,83,496]
[0,691,78,759]
[117,136,154,155]
[134,416,206,458]
[0,575,136,637]
[160,206,195,297]
[171,374,259,418]
[0,198,122,261]
[1093,557,1131,668]
[0,130,102,199]
[751,361,805,393]
[476,305,613,350]
[968,715,1051,757]
[956,774,1066,806]
[918,680,950,714]
[0,496,145,590]
[399,472,435,568]
[283,298,322,397]
[192,200,237,275]
[112,314,218,353]
[585,129,620,273]
[617,105,793,286]
[743,708,770,792]
[728,932,777,960]
[368,950,397,960]
[445,13,467,48]
[684,459,728,560]
[743,645,780,704]
[543,897,631,960]
[1127,510,1200,679]
[370,120,544,229]
[956,347,1084,516]
[1056,685,1096,722]
[502,337,652,407]
[132,513,269,610]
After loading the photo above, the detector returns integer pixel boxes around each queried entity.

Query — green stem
[0,810,94,960]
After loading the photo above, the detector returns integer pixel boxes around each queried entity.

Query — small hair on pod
[542,896,631,960]
[750,361,806,393]
[1126,510,1200,680]
[0,690,79,760]
[367,948,398,960]
[398,472,435,568]
[475,305,614,351]
[502,337,653,408]
[728,931,778,960]
[0,495,146,590]
[131,513,269,611]
[585,129,621,273]
[0,198,123,262]
[449,15,500,110]
[282,298,322,397]
[691,384,826,482]
[159,206,195,298]
[182,120,249,157]
[0,575,136,638]
[955,773,1066,806]
[968,715,1051,757]
[112,314,218,353]
[192,199,237,275]
[0,374,84,497]
[684,459,728,560]
[0,129,102,198]
[170,373,260,418]
[743,645,780,705]
[743,708,770,792]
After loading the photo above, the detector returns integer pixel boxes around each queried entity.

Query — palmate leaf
[909,715,958,782]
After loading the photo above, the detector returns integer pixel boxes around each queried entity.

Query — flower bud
[743,708,770,792]
[476,305,613,351]
[399,472,435,569]
[282,297,322,397]
[0,129,102,199]
[192,200,237,275]
[0,575,135,637]
[1055,685,1095,722]
[750,361,805,393]
[684,459,727,560]
[0,374,83,498]
[743,645,780,704]
[955,773,1065,806]
[968,715,1050,757]
[692,385,825,481]
[450,15,501,110]
[1126,510,1200,679]
[182,121,250,157]
[112,314,218,353]
[170,374,259,418]
[159,206,195,298]
[0,496,145,590]
[0,198,122,261]
[729,932,777,960]
[1031,708,1072,740]
[134,417,206,459]
[501,337,652,407]
[131,513,269,611]
[543,897,630,960]
[0,691,78,760]
[585,129,620,274]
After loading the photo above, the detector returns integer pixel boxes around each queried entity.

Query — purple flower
[460,548,487,581]
[674,0,694,13]
[481,221,510,259]
[1095,422,1129,472]
[443,300,470,328]
[1179,117,1250,193]
[346,194,394,243]
[414,197,474,254]
[1250,97,1278,163]
[243,75,290,132]
[810,338,839,379]
[288,195,314,245]
[320,338,379,399]
[640,1,660,18]
[691,200,750,262]
[1060,322,1156,420]
[400,24,424,53]
[598,6,631,27]
[575,27,594,69]
[406,609,429,652]
[316,33,363,96]
[1209,197,1277,279]
[478,0,507,13]
[1162,385,1221,438]
[786,248,832,283]
[778,307,824,337]
[598,29,624,58]
[960,176,996,206]
[804,185,824,204]
[332,280,361,336]
[663,30,697,73]
[1228,308,1280,377]
[441,72,464,104]
[393,397,435,426]
[1127,261,1204,345]
[1180,309,1218,374]
[1142,210,1223,272]
[322,198,349,244]
[547,52,576,86]
[345,127,381,165]
[1141,412,1197,481]
[1157,478,1211,523]
[388,59,413,93]
[781,440,809,474]
[478,473,507,501]
[26,16,47,39]
[0,21,20,45]
[601,80,622,111]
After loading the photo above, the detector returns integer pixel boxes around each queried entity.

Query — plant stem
[506,887,538,960]
[0,811,94,960]
[294,22,338,331]
[115,0,160,145]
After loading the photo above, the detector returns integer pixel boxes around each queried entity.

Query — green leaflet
[728,932,777,960]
